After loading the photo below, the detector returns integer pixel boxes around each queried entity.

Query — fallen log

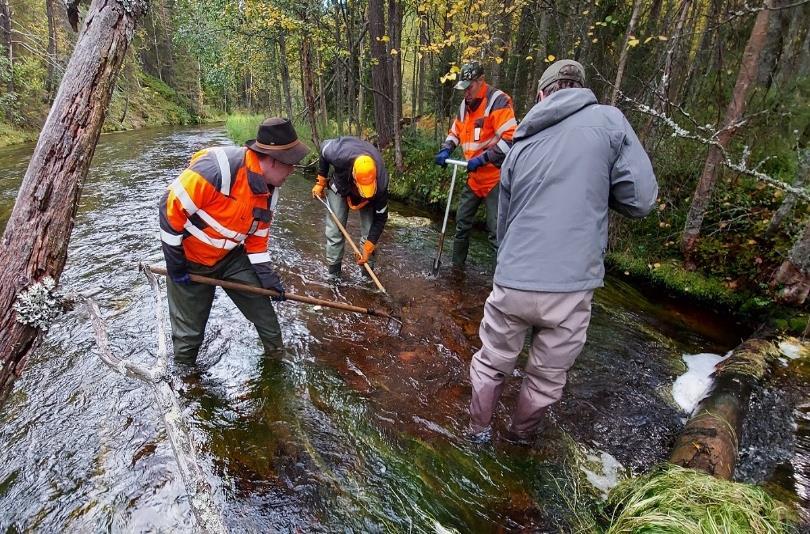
[669,335,781,479]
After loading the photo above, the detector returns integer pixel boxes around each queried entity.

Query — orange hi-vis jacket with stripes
[159,146,278,276]
[441,82,517,198]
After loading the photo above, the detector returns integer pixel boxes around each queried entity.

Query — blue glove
[170,272,192,285]
[466,155,486,172]
[435,148,451,167]
[255,265,286,301]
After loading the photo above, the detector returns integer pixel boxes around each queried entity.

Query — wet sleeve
[609,116,659,218]
[367,189,389,245]
[483,95,517,168]
[441,117,461,151]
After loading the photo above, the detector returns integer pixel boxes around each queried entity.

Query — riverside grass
[605,464,792,534]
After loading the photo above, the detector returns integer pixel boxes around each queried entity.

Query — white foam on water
[672,352,729,414]
[581,451,624,499]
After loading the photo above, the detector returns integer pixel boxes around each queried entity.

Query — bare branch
[84,265,225,534]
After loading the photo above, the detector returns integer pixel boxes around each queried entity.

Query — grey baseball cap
[537,59,586,95]
[454,62,484,90]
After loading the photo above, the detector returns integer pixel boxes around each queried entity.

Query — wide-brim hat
[245,117,310,165]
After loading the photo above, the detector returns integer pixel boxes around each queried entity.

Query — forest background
[1,0,808,327]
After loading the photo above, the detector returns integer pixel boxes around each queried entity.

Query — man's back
[495,88,658,292]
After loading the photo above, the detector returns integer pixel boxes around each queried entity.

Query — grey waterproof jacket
[495,88,658,292]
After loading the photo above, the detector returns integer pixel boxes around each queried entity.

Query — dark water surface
[0,125,806,531]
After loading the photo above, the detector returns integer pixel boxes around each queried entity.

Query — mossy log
[669,336,780,479]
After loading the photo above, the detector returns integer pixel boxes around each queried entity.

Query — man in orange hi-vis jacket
[159,118,309,362]
[435,61,517,268]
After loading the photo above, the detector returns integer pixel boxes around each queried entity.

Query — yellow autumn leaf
[658,35,668,41]
[390,49,398,55]
[582,9,589,15]
[644,36,653,44]
[525,55,533,61]
[380,35,390,42]
[653,263,661,269]
[592,38,598,43]
[545,54,556,62]
[450,65,461,73]
[628,37,639,47]
[495,56,503,64]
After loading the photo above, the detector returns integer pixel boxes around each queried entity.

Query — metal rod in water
[433,159,467,274]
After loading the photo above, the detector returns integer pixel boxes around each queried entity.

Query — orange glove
[312,175,327,199]
[356,240,375,265]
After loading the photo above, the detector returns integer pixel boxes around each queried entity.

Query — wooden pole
[316,197,387,293]
[148,266,394,320]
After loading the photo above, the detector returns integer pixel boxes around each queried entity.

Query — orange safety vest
[445,83,517,197]
[160,147,278,267]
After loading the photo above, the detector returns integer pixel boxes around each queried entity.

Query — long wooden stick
[149,265,395,321]
[317,196,387,293]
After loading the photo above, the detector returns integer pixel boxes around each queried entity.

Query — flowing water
[0,125,806,531]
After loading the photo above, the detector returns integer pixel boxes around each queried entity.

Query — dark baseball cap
[454,62,484,90]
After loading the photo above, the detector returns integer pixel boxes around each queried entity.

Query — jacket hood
[514,88,598,140]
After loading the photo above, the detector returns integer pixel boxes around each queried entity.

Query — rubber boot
[327,262,342,281]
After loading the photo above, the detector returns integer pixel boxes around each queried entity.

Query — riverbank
[0,73,223,149]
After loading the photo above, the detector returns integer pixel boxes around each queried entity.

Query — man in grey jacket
[468,60,658,442]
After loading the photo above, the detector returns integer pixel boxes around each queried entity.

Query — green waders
[324,188,376,274]
[166,248,283,362]
[452,182,499,267]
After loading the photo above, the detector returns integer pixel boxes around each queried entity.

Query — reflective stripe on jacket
[159,146,278,274]
[442,82,517,197]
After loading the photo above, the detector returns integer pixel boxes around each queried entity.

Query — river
[0,124,806,531]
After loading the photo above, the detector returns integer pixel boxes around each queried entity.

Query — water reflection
[0,125,804,531]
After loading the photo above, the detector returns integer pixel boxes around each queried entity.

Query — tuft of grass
[605,464,793,533]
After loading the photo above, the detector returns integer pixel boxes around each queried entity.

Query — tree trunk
[772,202,810,306]
[368,0,393,147]
[670,336,778,479]
[0,0,12,94]
[681,2,773,266]
[766,148,809,238]
[642,0,692,148]
[388,0,403,170]
[611,0,642,106]
[45,0,59,100]
[278,34,294,120]
[416,12,427,118]
[301,35,321,150]
[0,0,148,402]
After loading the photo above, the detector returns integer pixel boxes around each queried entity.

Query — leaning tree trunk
[0,0,148,401]
[681,2,772,266]
[610,0,642,106]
